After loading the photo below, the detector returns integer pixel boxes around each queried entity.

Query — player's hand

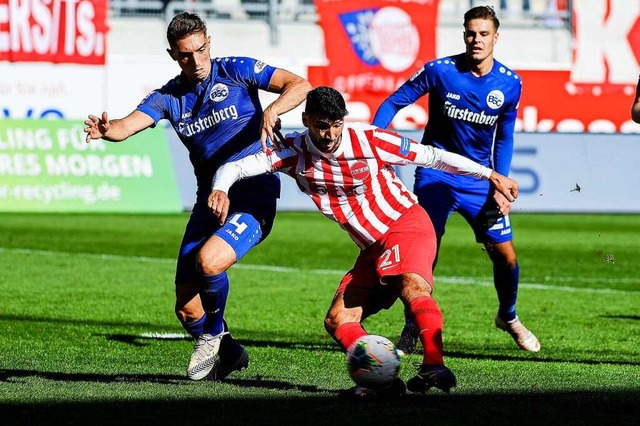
[493,191,512,216]
[207,190,230,225]
[489,171,518,204]
[84,111,110,143]
[260,107,285,152]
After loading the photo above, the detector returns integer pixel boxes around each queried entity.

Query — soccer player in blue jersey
[632,74,640,123]
[373,5,540,354]
[84,12,312,380]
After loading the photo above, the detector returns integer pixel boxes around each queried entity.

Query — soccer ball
[345,334,401,389]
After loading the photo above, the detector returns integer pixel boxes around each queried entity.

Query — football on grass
[346,335,401,389]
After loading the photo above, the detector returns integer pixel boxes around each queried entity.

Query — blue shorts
[175,173,280,284]
[413,167,513,244]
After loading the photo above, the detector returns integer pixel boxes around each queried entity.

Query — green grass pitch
[0,212,639,425]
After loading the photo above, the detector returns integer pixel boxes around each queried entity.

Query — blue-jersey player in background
[373,5,540,354]
[632,73,640,123]
[84,12,312,380]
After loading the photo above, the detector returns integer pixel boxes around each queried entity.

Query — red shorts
[336,204,437,313]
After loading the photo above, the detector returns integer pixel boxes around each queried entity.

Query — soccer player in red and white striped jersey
[209,86,518,397]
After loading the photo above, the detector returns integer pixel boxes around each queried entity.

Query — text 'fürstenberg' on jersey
[178,105,239,137]
[443,101,499,126]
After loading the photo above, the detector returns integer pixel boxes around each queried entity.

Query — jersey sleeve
[212,151,273,193]
[212,147,298,193]
[415,145,492,179]
[372,66,431,128]
[370,128,490,179]
[492,79,522,175]
[136,90,168,125]
[224,57,277,91]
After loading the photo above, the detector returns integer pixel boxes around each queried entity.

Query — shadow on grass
[0,369,325,393]
[103,333,640,367]
[601,314,640,321]
[1,389,639,426]
[103,333,341,352]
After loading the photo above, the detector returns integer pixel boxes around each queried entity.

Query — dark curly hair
[167,12,207,48]
[305,86,349,120]
[464,5,500,30]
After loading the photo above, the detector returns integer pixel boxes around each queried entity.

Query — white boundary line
[2,247,639,295]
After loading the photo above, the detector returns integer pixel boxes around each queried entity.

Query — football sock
[409,296,444,365]
[494,262,519,322]
[200,272,229,336]
[182,314,206,339]
[334,322,367,352]
[403,307,415,327]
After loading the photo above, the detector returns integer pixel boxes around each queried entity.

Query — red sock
[334,322,367,352]
[409,296,444,365]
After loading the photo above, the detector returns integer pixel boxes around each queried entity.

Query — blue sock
[182,314,206,339]
[494,262,519,322]
[200,272,229,336]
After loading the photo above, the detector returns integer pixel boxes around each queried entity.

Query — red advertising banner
[0,0,108,65]
[517,0,640,133]
[313,0,640,133]
[310,0,439,123]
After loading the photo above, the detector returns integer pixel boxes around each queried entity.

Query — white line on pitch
[1,247,639,295]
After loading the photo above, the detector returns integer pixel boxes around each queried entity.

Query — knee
[196,251,226,276]
[324,309,359,336]
[392,273,432,301]
[494,254,517,270]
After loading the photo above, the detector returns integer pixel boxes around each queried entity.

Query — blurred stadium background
[1,0,638,213]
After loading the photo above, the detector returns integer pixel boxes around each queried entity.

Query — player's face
[168,32,212,85]
[303,113,344,154]
[463,18,498,64]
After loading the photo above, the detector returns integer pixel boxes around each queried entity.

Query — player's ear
[302,112,309,128]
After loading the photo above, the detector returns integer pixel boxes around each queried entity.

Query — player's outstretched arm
[489,171,518,202]
[260,69,312,151]
[84,110,154,143]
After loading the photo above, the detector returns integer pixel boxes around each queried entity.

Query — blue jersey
[373,53,521,175]
[137,56,276,175]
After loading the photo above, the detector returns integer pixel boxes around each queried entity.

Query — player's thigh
[227,174,280,242]
[458,183,514,245]
[413,171,456,235]
[175,191,277,283]
[376,205,437,288]
[333,254,384,320]
[335,251,406,320]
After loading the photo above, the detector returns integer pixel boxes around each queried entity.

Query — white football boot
[187,332,226,380]
[495,315,541,352]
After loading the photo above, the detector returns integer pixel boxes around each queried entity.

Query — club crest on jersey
[254,61,267,73]
[350,161,370,181]
[210,83,229,102]
[486,90,504,110]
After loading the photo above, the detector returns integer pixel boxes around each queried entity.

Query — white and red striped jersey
[213,123,492,249]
